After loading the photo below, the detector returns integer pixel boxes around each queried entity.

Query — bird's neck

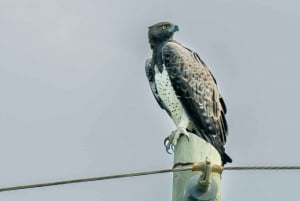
[151,43,165,73]
[151,38,172,71]
[149,35,174,49]
[151,39,178,73]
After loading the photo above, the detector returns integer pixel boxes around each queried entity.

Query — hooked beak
[174,25,179,32]
[168,24,179,33]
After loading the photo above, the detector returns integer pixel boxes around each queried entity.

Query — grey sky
[1,0,300,200]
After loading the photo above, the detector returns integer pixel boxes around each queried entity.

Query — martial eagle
[145,22,232,165]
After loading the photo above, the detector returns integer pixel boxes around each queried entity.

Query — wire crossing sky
[0,165,300,193]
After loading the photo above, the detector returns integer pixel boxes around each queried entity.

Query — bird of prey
[145,22,232,165]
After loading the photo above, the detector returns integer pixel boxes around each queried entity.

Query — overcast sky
[1,0,300,200]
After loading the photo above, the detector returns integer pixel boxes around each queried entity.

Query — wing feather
[162,42,231,163]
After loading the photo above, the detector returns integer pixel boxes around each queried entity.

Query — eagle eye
[162,25,168,30]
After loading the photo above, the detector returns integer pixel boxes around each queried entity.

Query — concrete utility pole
[172,133,222,201]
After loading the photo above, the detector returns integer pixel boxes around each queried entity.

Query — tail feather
[222,152,232,165]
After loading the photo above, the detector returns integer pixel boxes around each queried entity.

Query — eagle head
[148,22,179,49]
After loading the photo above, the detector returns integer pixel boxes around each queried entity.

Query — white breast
[154,65,187,125]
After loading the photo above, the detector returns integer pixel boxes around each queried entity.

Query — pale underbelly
[154,65,188,126]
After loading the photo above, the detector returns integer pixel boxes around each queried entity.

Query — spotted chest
[154,65,187,125]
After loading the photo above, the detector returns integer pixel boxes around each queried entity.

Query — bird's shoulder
[162,41,207,69]
[162,40,189,55]
[162,41,214,83]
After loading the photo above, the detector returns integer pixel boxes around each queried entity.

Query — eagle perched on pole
[145,22,232,165]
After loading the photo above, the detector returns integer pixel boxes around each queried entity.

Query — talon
[163,127,190,153]
[183,133,190,142]
[164,137,173,154]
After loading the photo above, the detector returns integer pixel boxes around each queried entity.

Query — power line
[0,167,191,192]
[224,165,300,171]
[0,165,300,193]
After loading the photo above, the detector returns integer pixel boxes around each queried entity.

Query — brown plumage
[145,22,232,164]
